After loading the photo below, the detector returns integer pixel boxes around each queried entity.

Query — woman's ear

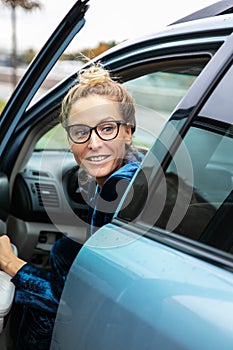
[67,135,73,152]
[125,124,132,146]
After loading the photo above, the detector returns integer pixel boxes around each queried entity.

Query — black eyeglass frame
[64,120,129,144]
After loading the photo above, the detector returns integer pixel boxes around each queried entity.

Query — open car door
[0,0,89,345]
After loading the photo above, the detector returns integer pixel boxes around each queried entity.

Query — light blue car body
[52,224,233,350]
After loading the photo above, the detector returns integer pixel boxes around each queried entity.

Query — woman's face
[67,95,132,187]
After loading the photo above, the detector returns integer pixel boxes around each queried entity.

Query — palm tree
[1,0,41,87]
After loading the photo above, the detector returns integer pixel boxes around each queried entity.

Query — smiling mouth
[86,155,110,162]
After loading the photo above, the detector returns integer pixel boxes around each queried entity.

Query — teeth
[89,156,107,162]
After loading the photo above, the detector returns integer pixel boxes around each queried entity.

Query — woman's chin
[85,164,112,179]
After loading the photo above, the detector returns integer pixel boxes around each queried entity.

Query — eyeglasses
[64,120,128,144]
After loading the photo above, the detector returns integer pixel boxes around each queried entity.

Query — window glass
[123,117,233,254]
[152,120,233,244]
[124,59,206,150]
[117,59,233,255]
[35,124,68,150]
[147,61,233,253]
[36,58,207,151]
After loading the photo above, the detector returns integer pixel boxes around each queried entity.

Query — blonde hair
[60,63,136,133]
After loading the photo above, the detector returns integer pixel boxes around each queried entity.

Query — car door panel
[52,224,233,350]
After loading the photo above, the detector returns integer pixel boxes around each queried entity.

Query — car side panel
[51,224,233,350]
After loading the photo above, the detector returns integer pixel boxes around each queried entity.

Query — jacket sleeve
[11,236,82,314]
[11,263,60,313]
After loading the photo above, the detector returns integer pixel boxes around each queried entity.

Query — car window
[35,124,68,150]
[118,61,233,256]
[36,57,207,151]
[30,60,82,108]
[124,58,208,150]
[149,120,232,244]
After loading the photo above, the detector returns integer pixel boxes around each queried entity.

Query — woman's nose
[87,130,102,149]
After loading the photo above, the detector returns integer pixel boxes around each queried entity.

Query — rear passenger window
[151,119,233,250]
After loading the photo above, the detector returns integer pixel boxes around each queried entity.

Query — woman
[0,63,144,349]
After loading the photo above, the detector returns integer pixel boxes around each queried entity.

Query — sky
[0,0,218,54]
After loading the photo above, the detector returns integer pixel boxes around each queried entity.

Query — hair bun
[78,64,112,86]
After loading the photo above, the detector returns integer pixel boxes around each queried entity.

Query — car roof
[171,0,233,24]
[94,13,233,61]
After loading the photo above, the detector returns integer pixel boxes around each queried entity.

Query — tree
[1,0,41,87]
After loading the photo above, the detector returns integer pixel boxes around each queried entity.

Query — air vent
[32,170,50,178]
[35,183,59,208]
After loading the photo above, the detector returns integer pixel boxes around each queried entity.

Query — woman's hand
[0,235,26,276]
